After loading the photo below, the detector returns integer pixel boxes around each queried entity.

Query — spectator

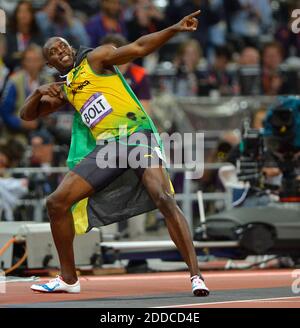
[238,47,261,95]
[173,39,203,96]
[36,0,90,49]
[199,46,238,96]
[239,46,260,66]
[0,35,9,99]
[126,0,165,42]
[207,0,227,59]
[0,144,11,174]
[101,33,152,114]
[224,0,272,47]
[175,0,222,55]
[262,42,287,95]
[64,0,100,17]
[0,141,28,221]
[0,44,53,145]
[29,129,54,168]
[4,1,45,71]
[86,0,127,48]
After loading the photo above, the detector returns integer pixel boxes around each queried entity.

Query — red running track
[1,269,299,308]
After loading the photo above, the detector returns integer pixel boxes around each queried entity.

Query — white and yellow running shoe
[191,275,210,297]
[31,275,80,293]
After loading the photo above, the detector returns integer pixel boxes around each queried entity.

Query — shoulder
[87,45,116,74]
[87,45,115,61]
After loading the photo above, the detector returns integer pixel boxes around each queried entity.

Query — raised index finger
[187,10,201,19]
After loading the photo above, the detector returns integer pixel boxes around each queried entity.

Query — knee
[46,193,69,218]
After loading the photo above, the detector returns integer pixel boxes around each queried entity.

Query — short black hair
[42,37,70,59]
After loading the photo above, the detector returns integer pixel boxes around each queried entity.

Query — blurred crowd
[0,0,299,221]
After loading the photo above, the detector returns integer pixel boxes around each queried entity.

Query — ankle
[61,275,78,285]
[190,274,204,282]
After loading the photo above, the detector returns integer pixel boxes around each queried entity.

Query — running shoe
[30,275,80,293]
[191,275,210,296]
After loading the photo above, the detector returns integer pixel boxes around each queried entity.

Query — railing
[3,164,231,231]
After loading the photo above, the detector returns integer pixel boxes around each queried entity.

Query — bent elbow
[20,108,34,121]
[19,110,26,120]
[19,109,28,121]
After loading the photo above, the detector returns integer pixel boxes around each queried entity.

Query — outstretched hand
[174,10,201,32]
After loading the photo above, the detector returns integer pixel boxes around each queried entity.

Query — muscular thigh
[51,171,96,206]
[71,142,127,192]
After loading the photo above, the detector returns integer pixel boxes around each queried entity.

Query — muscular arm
[88,10,200,73]
[20,82,66,121]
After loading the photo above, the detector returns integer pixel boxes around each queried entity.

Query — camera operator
[226,110,282,207]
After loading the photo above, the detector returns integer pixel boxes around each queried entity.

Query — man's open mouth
[61,55,70,62]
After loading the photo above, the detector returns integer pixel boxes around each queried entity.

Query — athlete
[20,10,209,296]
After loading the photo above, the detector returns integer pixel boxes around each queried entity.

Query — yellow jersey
[63,57,152,141]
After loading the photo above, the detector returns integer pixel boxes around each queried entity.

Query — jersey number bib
[80,92,113,128]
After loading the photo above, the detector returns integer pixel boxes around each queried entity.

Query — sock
[190,274,204,282]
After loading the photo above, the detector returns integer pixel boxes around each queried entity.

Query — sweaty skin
[20,11,204,286]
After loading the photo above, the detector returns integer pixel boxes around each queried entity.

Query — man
[85,0,127,48]
[101,33,153,238]
[262,42,287,96]
[1,44,53,145]
[20,10,209,296]
[239,47,260,66]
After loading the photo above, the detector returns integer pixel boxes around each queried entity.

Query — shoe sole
[193,289,210,297]
[31,287,80,294]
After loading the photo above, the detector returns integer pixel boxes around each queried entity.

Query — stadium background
[0,0,300,309]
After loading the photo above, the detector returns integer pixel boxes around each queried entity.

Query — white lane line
[154,296,300,308]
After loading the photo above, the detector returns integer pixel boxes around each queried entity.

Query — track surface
[1,270,300,308]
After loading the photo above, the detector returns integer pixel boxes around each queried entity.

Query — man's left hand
[173,10,201,32]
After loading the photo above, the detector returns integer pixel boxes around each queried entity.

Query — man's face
[101,0,121,18]
[23,49,44,76]
[240,48,260,66]
[263,47,283,71]
[0,152,9,169]
[46,38,74,73]
[17,2,33,27]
